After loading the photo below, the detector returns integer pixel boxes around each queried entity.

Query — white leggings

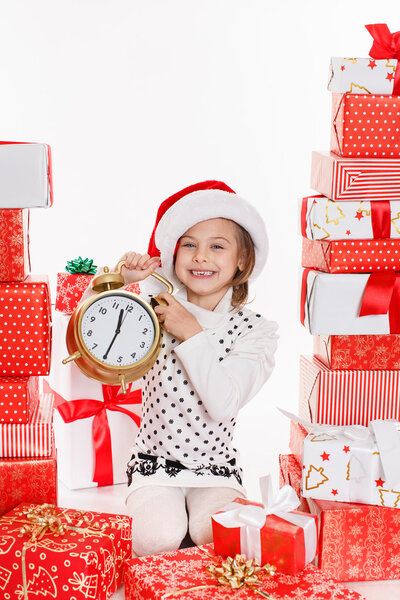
[126,485,245,557]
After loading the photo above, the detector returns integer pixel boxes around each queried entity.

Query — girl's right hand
[118,252,161,284]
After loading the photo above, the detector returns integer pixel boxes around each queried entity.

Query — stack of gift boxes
[280,26,400,583]
[0,142,56,516]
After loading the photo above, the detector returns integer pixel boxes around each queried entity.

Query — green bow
[65,257,97,275]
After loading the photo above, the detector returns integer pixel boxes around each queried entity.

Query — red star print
[355,211,364,221]
[303,464,306,469]
[321,451,330,461]
[387,72,395,82]
[346,230,351,236]
[341,65,345,71]
[368,59,377,69]
[375,477,385,487]
[343,445,350,453]
[331,489,338,496]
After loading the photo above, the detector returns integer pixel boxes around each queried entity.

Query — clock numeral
[112,302,119,309]
[140,341,145,348]
[90,316,96,322]
[127,305,134,313]
[142,328,148,335]
[87,330,93,337]
[99,307,107,315]
[117,356,123,364]
[131,352,136,359]
[92,343,98,350]
[138,315,143,321]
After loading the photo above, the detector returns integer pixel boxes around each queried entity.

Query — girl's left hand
[153,293,203,341]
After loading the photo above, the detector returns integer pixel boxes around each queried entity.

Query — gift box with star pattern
[328,57,399,95]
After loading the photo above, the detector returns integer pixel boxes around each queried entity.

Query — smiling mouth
[189,270,216,277]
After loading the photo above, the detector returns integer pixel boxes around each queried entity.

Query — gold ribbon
[162,548,277,599]
[13,504,120,600]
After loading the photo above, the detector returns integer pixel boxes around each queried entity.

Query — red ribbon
[366,23,400,94]
[359,272,400,332]
[43,380,141,486]
[371,201,391,238]
[300,268,312,326]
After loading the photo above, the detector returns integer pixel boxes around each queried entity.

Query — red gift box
[302,237,400,274]
[0,391,53,457]
[310,150,400,201]
[0,445,57,516]
[212,494,318,575]
[331,93,400,158]
[0,375,39,423]
[299,355,400,425]
[0,502,131,600]
[308,496,400,582]
[125,543,365,600]
[0,209,30,281]
[314,333,400,370]
[0,275,51,376]
[289,421,308,465]
[279,453,309,512]
[55,271,95,314]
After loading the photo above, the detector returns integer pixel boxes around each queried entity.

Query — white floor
[57,414,400,600]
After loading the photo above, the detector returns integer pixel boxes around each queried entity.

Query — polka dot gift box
[331,94,400,158]
[0,275,51,376]
[0,375,39,424]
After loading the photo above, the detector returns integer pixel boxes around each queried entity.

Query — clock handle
[150,272,174,308]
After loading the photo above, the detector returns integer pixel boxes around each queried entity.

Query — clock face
[80,293,156,367]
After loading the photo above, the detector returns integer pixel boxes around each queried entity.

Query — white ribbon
[212,474,317,566]
[279,408,400,488]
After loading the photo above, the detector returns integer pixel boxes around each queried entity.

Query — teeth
[191,271,214,275]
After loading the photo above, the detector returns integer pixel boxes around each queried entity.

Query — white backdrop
[2,1,399,496]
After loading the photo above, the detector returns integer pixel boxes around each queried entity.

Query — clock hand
[103,309,124,360]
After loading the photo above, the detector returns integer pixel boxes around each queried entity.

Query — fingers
[119,253,160,271]
[155,292,175,305]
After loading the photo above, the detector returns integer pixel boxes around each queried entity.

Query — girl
[121,180,278,556]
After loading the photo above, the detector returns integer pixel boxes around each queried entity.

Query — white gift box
[48,312,142,489]
[0,143,52,208]
[301,418,400,508]
[328,57,398,94]
[300,195,400,241]
[301,269,398,335]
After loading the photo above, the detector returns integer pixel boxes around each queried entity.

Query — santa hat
[147,180,268,288]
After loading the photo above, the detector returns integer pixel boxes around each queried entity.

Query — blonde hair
[231,221,256,309]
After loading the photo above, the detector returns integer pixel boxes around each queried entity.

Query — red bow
[360,272,400,333]
[366,23,400,94]
[44,380,141,486]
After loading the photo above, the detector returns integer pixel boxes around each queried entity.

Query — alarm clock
[62,260,173,393]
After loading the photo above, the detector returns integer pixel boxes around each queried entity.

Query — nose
[193,248,208,263]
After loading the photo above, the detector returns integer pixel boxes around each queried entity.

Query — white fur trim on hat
[154,189,268,288]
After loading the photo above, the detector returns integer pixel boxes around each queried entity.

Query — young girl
[121,180,278,556]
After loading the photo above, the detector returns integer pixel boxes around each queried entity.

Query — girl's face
[174,218,245,308]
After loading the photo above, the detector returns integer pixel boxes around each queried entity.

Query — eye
[181,242,195,248]
[211,244,223,249]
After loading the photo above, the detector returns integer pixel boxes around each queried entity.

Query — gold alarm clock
[62,260,173,393]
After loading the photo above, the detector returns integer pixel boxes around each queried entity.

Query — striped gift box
[299,355,400,426]
[310,151,400,201]
[0,392,53,457]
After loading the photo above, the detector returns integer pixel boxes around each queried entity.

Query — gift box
[47,311,142,489]
[0,142,53,208]
[301,236,400,273]
[301,418,400,508]
[55,271,95,314]
[0,209,30,281]
[328,57,399,95]
[0,391,54,457]
[299,355,400,426]
[0,502,131,600]
[310,151,400,201]
[0,375,39,424]
[125,543,365,600]
[314,333,400,369]
[331,93,400,158]
[279,453,309,512]
[212,477,318,575]
[0,275,51,376]
[308,496,400,582]
[289,421,309,465]
[300,268,400,335]
[300,194,400,241]
[0,446,57,516]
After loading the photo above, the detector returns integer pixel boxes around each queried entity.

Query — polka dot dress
[127,287,278,495]
[332,93,400,158]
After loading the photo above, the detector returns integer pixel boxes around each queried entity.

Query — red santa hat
[147,180,268,287]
